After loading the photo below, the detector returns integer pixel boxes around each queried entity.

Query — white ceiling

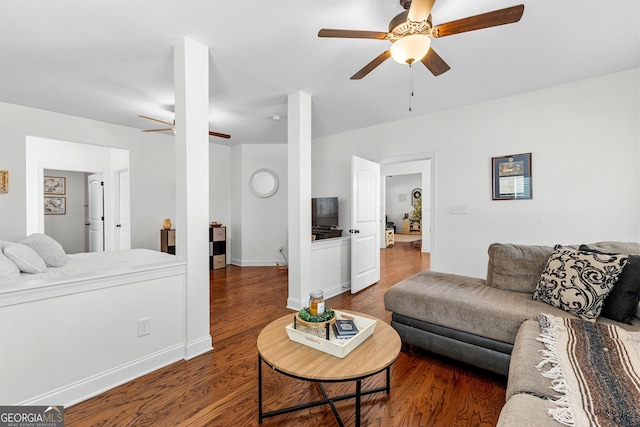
[1,0,638,145]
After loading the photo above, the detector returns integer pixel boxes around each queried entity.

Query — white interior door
[350,156,380,293]
[116,169,131,250]
[87,173,104,252]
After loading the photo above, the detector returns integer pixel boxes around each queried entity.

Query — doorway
[26,137,131,252]
[379,153,435,268]
[385,173,423,244]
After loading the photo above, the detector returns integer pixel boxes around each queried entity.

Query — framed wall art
[44,197,66,215]
[0,170,7,193]
[44,176,66,195]
[492,153,532,200]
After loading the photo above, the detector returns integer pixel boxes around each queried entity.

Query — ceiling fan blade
[318,29,388,40]
[142,128,173,133]
[209,131,231,139]
[407,0,436,22]
[420,48,450,76]
[138,115,174,127]
[432,5,525,38]
[350,51,391,80]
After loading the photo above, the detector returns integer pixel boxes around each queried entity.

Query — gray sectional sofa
[384,241,640,426]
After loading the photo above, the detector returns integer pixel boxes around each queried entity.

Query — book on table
[333,319,359,338]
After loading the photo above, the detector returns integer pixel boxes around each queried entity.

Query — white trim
[19,344,185,407]
[25,136,130,252]
[184,336,214,360]
[229,259,281,267]
[378,151,437,270]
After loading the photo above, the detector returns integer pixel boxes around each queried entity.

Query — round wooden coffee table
[257,310,401,426]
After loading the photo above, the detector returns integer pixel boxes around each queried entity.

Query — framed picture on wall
[44,176,66,195]
[44,197,66,215]
[492,153,532,200]
[0,170,7,193]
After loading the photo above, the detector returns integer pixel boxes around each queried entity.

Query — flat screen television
[312,197,338,228]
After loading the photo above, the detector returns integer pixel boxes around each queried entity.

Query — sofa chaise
[384,241,640,426]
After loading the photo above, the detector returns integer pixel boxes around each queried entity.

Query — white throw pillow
[0,251,20,280]
[20,233,68,267]
[4,243,47,273]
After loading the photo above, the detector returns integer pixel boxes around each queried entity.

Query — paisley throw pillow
[532,245,628,321]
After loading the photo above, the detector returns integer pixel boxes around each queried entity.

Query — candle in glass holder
[309,290,325,316]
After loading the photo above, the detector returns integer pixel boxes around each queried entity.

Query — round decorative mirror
[249,168,279,198]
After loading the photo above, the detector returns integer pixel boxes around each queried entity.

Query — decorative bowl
[296,308,336,328]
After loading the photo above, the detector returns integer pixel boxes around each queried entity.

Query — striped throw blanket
[536,314,640,427]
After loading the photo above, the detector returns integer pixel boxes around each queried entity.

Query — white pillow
[4,243,47,273]
[20,233,68,267]
[0,251,20,280]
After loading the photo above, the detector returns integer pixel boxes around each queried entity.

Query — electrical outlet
[138,317,151,337]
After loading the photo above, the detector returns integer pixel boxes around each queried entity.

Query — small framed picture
[0,170,7,193]
[44,176,66,195]
[44,197,66,215]
[492,153,532,200]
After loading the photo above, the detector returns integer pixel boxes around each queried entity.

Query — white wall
[230,143,288,266]
[0,102,175,250]
[43,170,87,253]
[209,143,232,260]
[313,69,640,278]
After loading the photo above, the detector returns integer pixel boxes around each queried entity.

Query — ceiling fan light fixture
[390,34,431,64]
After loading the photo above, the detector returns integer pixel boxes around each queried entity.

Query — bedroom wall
[312,68,640,278]
[0,101,175,250]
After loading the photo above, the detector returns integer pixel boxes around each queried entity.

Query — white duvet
[0,249,177,290]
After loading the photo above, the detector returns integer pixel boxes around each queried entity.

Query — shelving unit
[210,226,226,270]
[160,229,176,254]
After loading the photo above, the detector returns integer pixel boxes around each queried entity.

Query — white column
[174,36,213,359]
[287,92,312,309]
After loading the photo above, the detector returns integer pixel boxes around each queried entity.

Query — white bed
[0,248,178,292]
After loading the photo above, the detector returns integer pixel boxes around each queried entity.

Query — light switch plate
[450,205,468,214]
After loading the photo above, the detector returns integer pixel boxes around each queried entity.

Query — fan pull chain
[409,63,414,112]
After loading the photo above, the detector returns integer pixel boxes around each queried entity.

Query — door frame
[25,137,130,251]
[378,151,437,270]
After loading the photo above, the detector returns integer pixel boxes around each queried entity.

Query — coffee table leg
[386,366,391,394]
[258,355,263,424]
[355,379,362,427]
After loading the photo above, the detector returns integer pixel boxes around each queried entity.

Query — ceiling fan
[138,115,231,139]
[318,0,524,79]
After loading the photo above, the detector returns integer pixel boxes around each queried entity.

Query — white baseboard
[21,344,185,407]
[184,335,213,360]
[287,297,302,311]
[230,258,280,267]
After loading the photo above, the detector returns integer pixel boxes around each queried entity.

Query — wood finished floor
[65,243,506,426]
